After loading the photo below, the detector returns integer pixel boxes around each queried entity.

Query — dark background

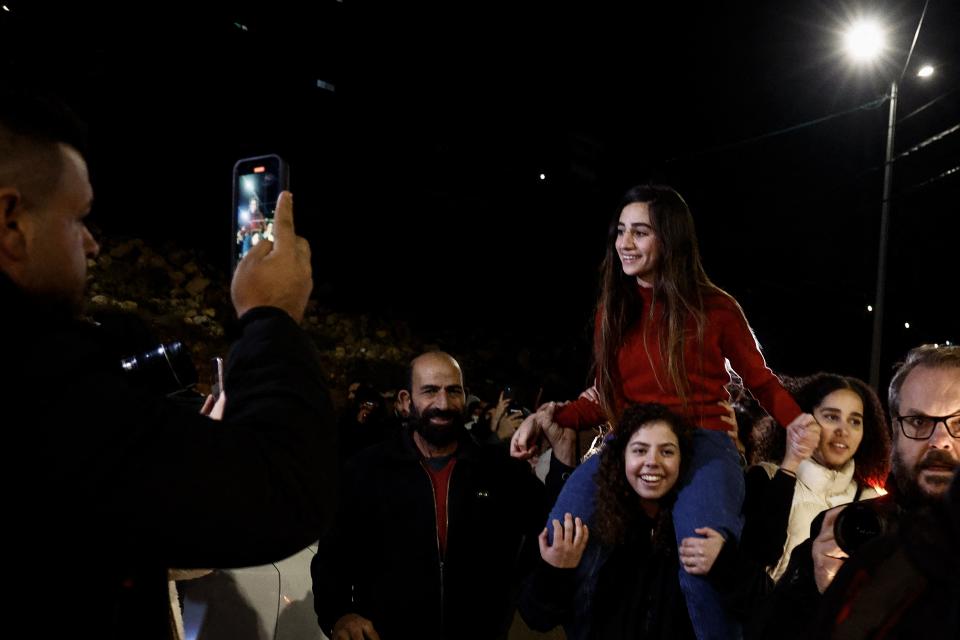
[3,0,957,398]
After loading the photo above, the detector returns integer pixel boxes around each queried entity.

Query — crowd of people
[3,89,956,640]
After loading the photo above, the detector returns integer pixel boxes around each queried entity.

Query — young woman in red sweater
[513,184,814,639]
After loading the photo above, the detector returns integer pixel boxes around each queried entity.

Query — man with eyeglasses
[759,344,959,639]
[886,344,959,503]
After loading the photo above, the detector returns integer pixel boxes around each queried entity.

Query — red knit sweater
[555,285,801,432]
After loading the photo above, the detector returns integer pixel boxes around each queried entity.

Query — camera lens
[119,341,196,395]
[834,501,887,555]
[120,342,183,372]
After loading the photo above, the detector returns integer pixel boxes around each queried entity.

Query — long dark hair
[595,184,722,424]
[593,403,694,546]
[753,373,891,487]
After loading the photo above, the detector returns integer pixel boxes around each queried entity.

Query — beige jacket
[758,459,878,582]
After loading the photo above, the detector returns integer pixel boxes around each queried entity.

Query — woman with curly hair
[513,184,813,638]
[520,404,765,640]
[741,373,891,582]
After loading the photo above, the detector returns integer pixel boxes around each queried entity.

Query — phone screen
[232,155,288,269]
[210,357,224,400]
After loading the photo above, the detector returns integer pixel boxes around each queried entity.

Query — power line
[898,84,960,124]
[894,123,960,161]
[900,164,960,196]
[899,0,932,84]
[666,95,889,163]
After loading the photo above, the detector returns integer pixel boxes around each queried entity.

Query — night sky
[3,1,957,394]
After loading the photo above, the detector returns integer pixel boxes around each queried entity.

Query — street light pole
[848,1,930,390]
[869,80,897,390]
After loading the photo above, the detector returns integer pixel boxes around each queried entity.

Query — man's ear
[397,389,412,416]
[0,187,29,266]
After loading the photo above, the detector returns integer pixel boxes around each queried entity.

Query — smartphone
[210,357,224,400]
[503,385,523,413]
[232,154,289,270]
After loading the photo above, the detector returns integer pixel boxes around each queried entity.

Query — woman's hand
[782,412,820,473]
[537,401,577,467]
[511,410,542,459]
[679,527,726,575]
[495,409,525,441]
[538,512,589,569]
[490,391,511,433]
[717,400,745,458]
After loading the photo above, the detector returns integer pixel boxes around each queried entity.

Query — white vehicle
[177,544,327,640]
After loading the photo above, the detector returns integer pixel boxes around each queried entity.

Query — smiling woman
[515,183,815,639]
[520,403,773,640]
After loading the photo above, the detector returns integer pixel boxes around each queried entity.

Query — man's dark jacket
[312,427,547,639]
[755,473,959,639]
[2,274,336,639]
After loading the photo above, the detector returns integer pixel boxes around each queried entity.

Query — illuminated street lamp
[842,15,934,388]
[844,19,886,61]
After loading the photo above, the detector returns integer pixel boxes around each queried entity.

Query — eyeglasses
[895,413,960,440]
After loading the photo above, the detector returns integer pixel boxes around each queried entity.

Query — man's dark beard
[410,405,465,448]
[892,447,958,506]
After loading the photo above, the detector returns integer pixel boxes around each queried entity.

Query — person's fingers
[271,191,295,250]
[538,527,550,554]
[563,513,575,542]
[199,394,215,416]
[295,236,311,261]
[573,517,585,546]
[210,391,227,421]
[510,427,529,458]
[510,428,522,451]
[242,235,272,262]
[552,518,564,544]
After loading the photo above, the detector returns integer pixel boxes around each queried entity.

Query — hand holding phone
[200,357,226,420]
[210,357,224,400]
[232,155,289,271]
[231,191,313,322]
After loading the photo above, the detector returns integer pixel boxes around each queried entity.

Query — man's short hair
[0,89,87,153]
[888,344,960,422]
[0,89,88,206]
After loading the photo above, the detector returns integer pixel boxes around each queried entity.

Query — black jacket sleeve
[741,464,797,568]
[752,537,822,640]
[706,537,775,625]
[312,455,363,634]
[91,306,336,568]
[518,560,578,632]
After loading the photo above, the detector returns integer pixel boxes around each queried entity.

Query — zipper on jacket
[421,461,449,635]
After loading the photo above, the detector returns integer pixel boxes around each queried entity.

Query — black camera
[833,498,900,556]
[120,341,198,398]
